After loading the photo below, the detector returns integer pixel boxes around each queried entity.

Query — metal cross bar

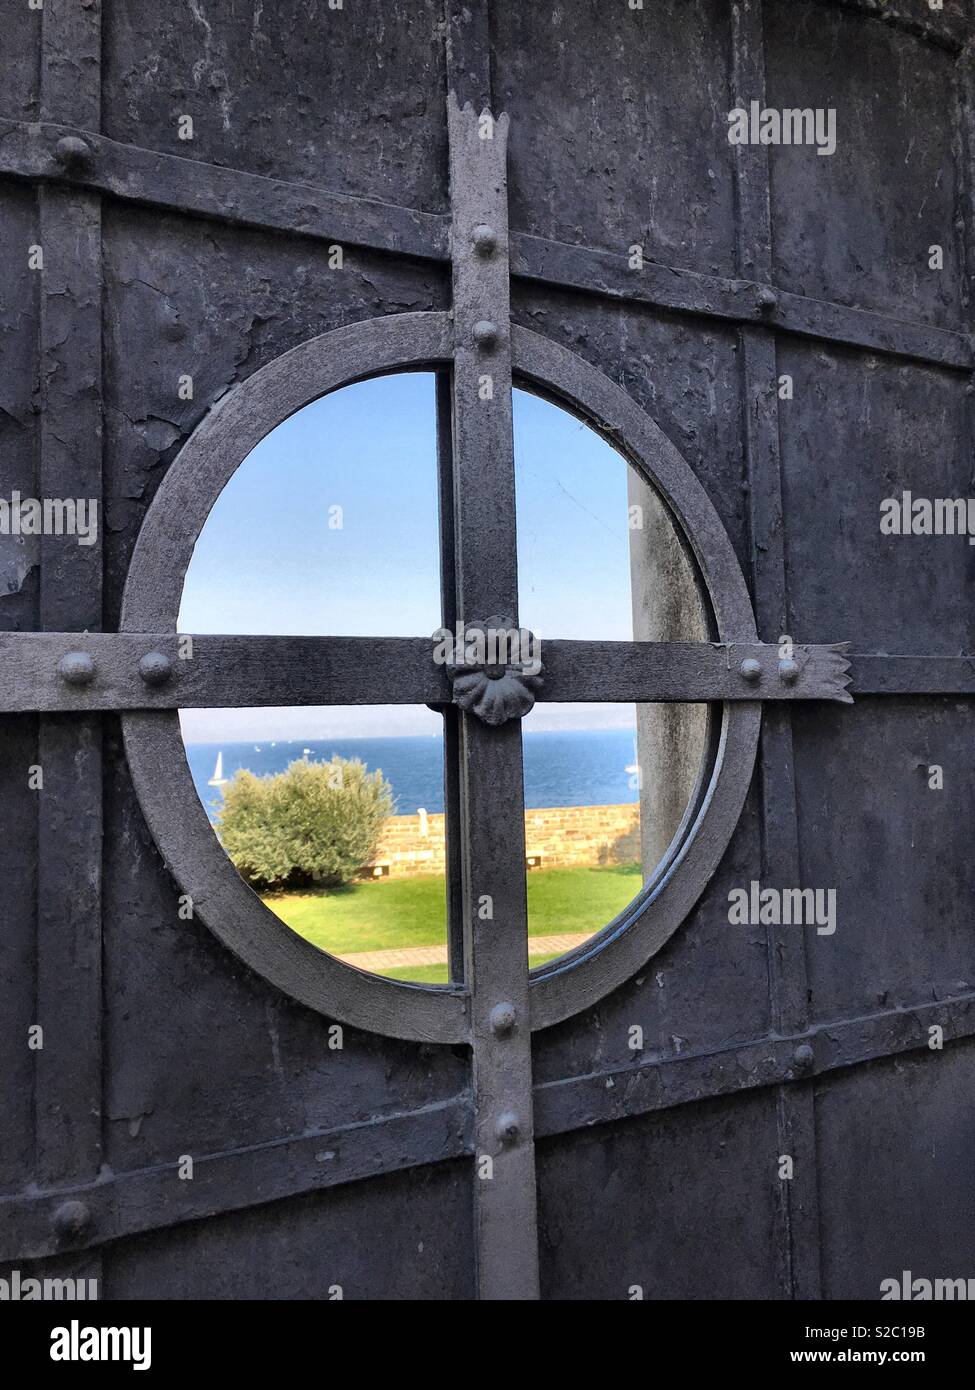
[445,94,540,1301]
[11,633,975,712]
[11,633,975,711]
[0,116,969,372]
[3,977,974,1266]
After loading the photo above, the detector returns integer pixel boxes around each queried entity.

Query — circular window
[120,312,759,1042]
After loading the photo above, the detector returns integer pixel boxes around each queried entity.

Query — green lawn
[263,864,641,979]
[382,956,558,985]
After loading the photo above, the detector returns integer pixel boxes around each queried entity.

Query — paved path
[339,931,593,972]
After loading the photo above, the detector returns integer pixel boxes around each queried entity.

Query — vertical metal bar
[953,45,975,517]
[436,371,466,981]
[447,92,539,1300]
[35,0,104,1246]
[732,0,822,1302]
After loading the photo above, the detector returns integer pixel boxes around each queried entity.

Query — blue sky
[178,373,638,741]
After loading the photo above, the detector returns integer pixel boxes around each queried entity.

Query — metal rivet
[55,135,93,169]
[495,1112,521,1146]
[139,651,173,687]
[472,224,497,257]
[58,651,95,686]
[757,287,777,314]
[793,1043,815,1073]
[489,1002,517,1036]
[52,1199,91,1239]
[739,658,762,684]
[778,657,800,685]
[472,319,499,349]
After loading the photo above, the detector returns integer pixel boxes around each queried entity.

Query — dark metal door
[2,0,974,1301]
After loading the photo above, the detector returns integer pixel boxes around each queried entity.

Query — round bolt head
[778,657,801,685]
[472,319,499,349]
[52,1198,91,1239]
[793,1042,815,1072]
[472,224,498,257]
[489,1001,517,1035]
[757,287,777,313]
[139,651,173,687]
[55,135,93,168]
[495,1111,521,1146]
[739,657,762,684]
[58,651,96,686]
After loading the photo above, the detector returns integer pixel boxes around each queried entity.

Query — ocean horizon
[185,727,640,821]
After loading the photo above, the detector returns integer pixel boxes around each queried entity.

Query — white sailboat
[208,752,228,788]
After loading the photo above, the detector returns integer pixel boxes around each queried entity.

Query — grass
[383,956,558,985]
[263,864,642,979]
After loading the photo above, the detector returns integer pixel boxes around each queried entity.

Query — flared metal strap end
[795,641,854,704]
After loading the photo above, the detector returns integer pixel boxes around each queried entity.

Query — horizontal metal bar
[849,653,975,695]
[510,234,973,370]
[0,120,968,371]
[545,647,975,702]
[533,990,975,1139]
[0,119,448,261]
[0,1097,472,1264]
[0,634,851,710]
[546,645,975,702]
[542,640,853,703]
[2,989,973,1262]
[0,633,450,710]
[7,634,975,713]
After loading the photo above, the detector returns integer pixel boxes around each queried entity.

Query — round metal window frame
[120,311,760,1044]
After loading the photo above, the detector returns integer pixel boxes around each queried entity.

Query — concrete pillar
[627,471,709,880]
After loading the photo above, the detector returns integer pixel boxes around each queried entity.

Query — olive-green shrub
[216,756,393,890]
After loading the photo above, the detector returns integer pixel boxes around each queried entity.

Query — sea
[186,728,639,821]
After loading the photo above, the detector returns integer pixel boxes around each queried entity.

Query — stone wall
[365,803,640,878]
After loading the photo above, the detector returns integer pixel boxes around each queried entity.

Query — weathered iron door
[2,0,974,1301]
